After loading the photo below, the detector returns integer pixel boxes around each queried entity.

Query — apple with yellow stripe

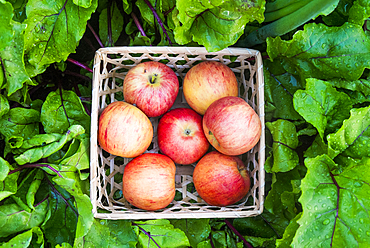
[203,96,261,156]
[123,61,179,117]
[98,101,153,158]
[122,153,176,211]
[193,151,250,206]
[183,61,238,115]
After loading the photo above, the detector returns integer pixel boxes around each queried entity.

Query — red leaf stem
[87,22,105,48]
[107,0,113,46]
[8,163,63,178]
[131,12,147,37]
[66,58,93,73]
[224,219,254,248]
[143,0,172,45]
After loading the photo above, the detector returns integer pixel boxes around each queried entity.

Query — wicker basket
[90,46,265,219]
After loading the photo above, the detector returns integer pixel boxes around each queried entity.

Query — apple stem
[224,219,254,248]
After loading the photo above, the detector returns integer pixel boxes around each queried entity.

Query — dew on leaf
[323,219,330,225]
[366,231,370,236]
[360,218,364,224]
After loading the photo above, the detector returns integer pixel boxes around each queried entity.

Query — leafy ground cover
[0,0,369,247]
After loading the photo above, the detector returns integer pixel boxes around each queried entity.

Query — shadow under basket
[90,46,265,220]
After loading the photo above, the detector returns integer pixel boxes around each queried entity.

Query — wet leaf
[292,155,370,247]
[327,105,370,159]
[170,219,211,247]
[14,125,85,165]
[74,219,138,247]
[0,1,14,51]
[264,67,303,121]
[294,78,352,138]
[348,0,370,25]
[267,22,370,81]
[99,1,124,46]
[135,219,190,248]
[0,108,40,140]
[276,213,302,248]
[24,0,98,75]
[41,89,90,134]
[0,20,32,96]
[174,0,265,52]
[0,201,48,238]
[265,119,299,173]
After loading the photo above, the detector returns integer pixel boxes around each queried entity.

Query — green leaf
[0,201,48,238]
[264,67,303,121]
[327,78,370,105]
[59,134,90,174]
[99,1,124,46]
[292,155,370,247]
[348,0,370,25]
[327,105,370,159]
[243,236,276,248]
[304,135,328,158]
[20,133,62,150]
[56,243,73,248]
[74,219,138,247]
[24,0,98,74]
[327,78,370,96]
[293,78,352,138]
[41,89,90,134]
[0,1,14,51]
[174,0,265,52]
[0,107,40,139]
[0,167,18,201]
[122,0,132,14]
[265,119,299,173]
[210,230,226,247]
[136,0,157,27]
[276,213,302,248]
[265,167,302,219]
[267,22,370,81]
[233,211,289,239]
[73,0,92,8]
[322,0,353,26]
[0,229,33,248]
[243,0,340,47]
[14,125,85,165]
[135,219,190,248]
[0,157,10,181]
[26,170,44,210]
[42,183,79,247]
[0,94,10,119]
[170,219,211,248]
[53,166,94,239]
[0,21,32,96]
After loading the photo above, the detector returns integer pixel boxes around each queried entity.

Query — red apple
[203,96,261,156]
[183,61,238,115]
[123,61,179,117]
[98,101,153,158]
[122,153,176,211]
[157,108,209,165]
[193,151,250,206]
